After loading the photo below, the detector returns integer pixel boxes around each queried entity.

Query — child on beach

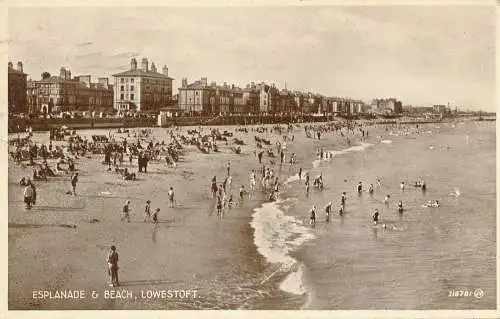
[71,172,78,196]
[383,195,390,206]
[152,208,160,224]
[239,185,246,201]
[250,170,256,192]
[310,206,316,227]
[216,195,223,219]
[144,200,151,222]
[121,200,131,223]
[168,187,175,208]
[325,202,332,222]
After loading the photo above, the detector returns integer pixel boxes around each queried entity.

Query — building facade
[8,61,28,113]
[178,77,212,114]
[371,98,403,114]
[113,58,173,113]
[32,67,113,114]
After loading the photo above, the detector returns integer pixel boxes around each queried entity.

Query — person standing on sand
[216,195,223,219]
[71,172,78,196]
[144,200,151,222]
[168,187,175,208]
[121,200,131,222]
[107,245,119,287]
[226,161,231,176]
[23,180,34,209]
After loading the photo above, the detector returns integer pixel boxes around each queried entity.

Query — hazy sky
[7,6,495,110]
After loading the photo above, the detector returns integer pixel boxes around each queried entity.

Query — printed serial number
[449,288,484,299]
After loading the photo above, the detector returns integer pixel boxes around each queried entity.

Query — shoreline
[6,115,476,133]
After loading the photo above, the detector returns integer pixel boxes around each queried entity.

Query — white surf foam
[381,140,392,144]
[280,263,307,295]
[284,171,308,186]
[250,198,315,295]
[325,142,373,159]
[450,188,461,197]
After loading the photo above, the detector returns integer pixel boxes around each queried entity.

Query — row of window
[120,77,171,85]
[120,85,171,92]
[120,94,135,100]
[121,85,134,92]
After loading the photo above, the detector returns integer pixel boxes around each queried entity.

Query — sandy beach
[9,123,343,310]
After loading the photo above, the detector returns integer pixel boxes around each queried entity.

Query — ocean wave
[280,263,306,295]
[326,142,373,158]
[250,198,315,295]
[381,140,392,144]
[312,142,374,169]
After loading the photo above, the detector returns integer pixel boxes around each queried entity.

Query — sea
[250,120,496,310]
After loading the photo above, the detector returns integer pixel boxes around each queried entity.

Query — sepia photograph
[5,2,496,314]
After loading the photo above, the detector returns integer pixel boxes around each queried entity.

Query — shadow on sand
[33,206,86,211]
[120,279,181,287]
[9,223,77,229]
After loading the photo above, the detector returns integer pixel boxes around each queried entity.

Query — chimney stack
[8,62,13,69]
[17,61,23,72]
[151,62,157,73]
[181,78,188,88]
[141,58,148,72]
[78,75,91,87]
[98,77,109,88]
[201,77,208,87]
[131,58,137,70]
[162,65,168,76]
[60,67,66,79]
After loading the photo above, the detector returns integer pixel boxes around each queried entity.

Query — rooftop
[8,66,27,76]
[112,69,174,80]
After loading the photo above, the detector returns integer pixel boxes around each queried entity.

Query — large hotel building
[112,57,173,113]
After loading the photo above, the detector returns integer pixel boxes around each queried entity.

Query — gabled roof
[112,69,174,80]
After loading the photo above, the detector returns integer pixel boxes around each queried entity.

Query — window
[121,86,124,91]
[130,86,134,91]
[120,94,124,100]
[131,78,134,83]
[121,78,124,83]
[131,94,134,100]
[196,91,199,96]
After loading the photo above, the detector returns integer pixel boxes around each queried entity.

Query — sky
[7,5,496,111]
